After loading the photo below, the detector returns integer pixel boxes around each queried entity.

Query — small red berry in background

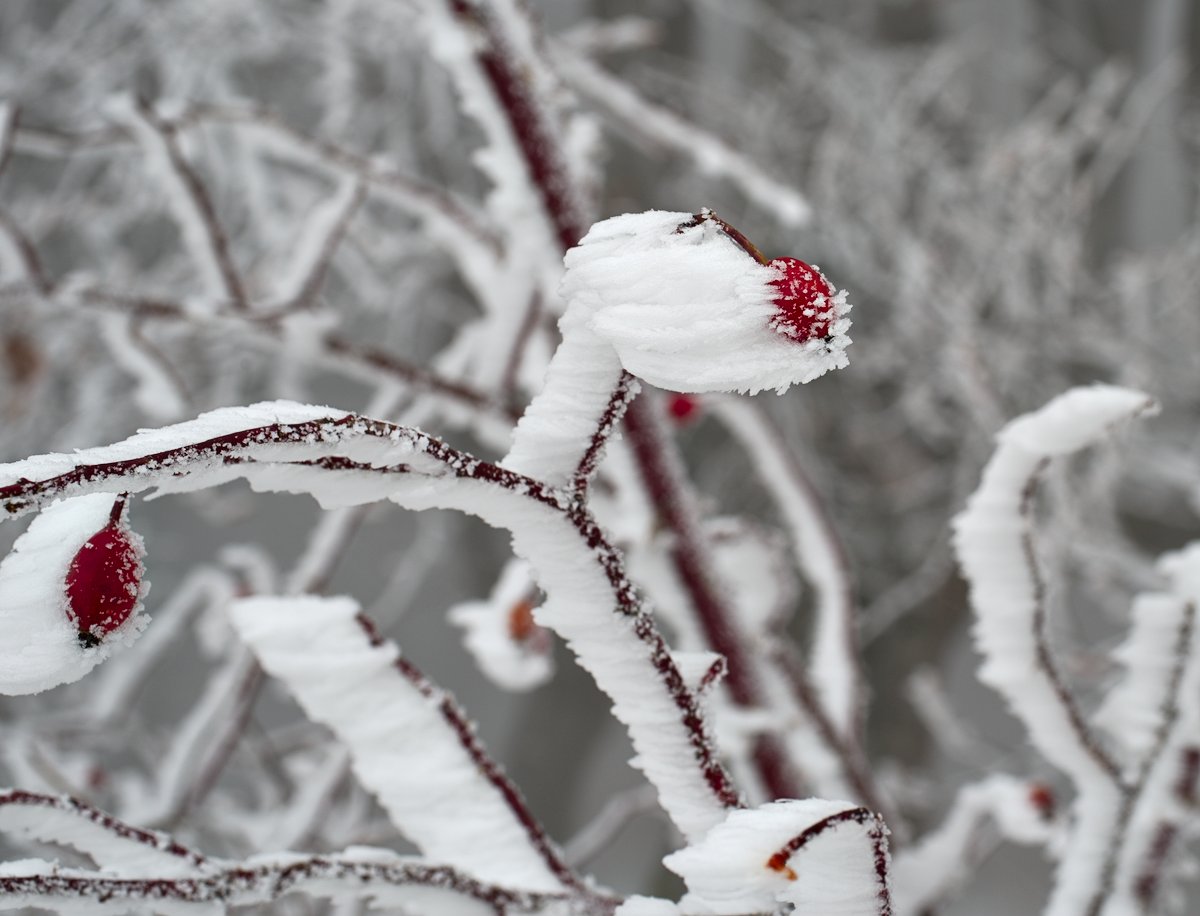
[667,393,701,426]
[65,497,144,648]
[768,257,836,343]
[1028,782,1056,821]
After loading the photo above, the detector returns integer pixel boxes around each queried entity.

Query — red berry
[65,504,143,648]
[667,393,701,425]
[768,257,837,343]
[1028,782,1056,821]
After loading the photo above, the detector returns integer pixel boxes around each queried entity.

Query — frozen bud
[564,210,851,395]
[0,493,149,695]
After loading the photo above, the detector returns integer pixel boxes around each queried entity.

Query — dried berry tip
[768,257,837,343]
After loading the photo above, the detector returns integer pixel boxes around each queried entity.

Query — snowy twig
[552,50,811,227]
[0,854,590,914]
[111,97,249,311]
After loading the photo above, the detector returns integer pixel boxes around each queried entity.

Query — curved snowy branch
[952,384,1159,915]
[0,402,739,842]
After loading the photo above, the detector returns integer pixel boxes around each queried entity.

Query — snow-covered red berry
[65,500,144,647]
[767,257,836,343]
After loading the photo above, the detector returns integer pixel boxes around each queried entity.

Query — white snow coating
[0,494,148,695]
[97,313,189,421]
[506,209,850,485]
[0,791,205,878]
[663,798,890,915]
[615,897,680,916]
[952,384,1158,916]
[415,0,562,253]
[269,177,362,306]
[710,396,859,740]
[952,385,1156,786]
[227,594,567,892]
[382,475,734,842]
[448,558,554,692]
[104,95,237,308]
[891,775,1056,916]
[1094,591,1192,766]
[0,401,349,500]
[1096,542,1200,916]
[569,211,849,395]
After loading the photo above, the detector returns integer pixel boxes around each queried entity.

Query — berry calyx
[65,498,143,648]
[768,257,836,343]
[667,393,701,425]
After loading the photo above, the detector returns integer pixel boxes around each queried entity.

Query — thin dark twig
[1019,460,1122,784]
[571,370,639,500]
[0,208,52,295]
[129,98,248,311]
[283,180,368,311]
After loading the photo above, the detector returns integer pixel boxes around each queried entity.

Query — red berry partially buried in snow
[65,499,143,648]
[768,257,836,343]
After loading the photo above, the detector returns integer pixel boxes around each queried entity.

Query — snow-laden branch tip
[952,384,1160,916]
[663,798,892,915]
[952,384,1157,787]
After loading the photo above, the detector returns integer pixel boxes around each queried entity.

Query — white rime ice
[227,594,567,892]
[663,798,890,916]
[0,494,148,696]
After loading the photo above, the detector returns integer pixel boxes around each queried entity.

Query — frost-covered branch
[229,594,581,894]
[108,97,248,312]
[0,403,741,841]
